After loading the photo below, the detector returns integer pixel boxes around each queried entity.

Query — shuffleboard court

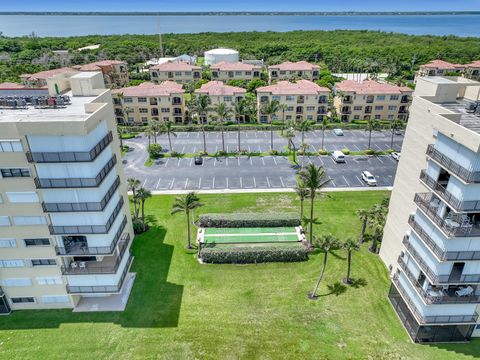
[205,227,295,235]
[202,227,300,244]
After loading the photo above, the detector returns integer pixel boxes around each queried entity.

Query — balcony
[66,255,132,294]
[297,97,305,104]
[49,198,124,235]
[392,274,479,324]
[401,96,411,103]
[26,132,113,163]
[342,98,352,104]
[426,145,480,183]
[172,98,182,105]
[61,235,130,275]
[43,176,120,213]
[56,217,128,256]
[35,155,116,189]
[399,107,408,114]
[398,256,480,305]
[414,192,480,238]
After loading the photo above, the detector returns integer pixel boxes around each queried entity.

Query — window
[137,97,147,103]
[0,238,16,248]
[37,277,63,285]
[0,260,25,268]
[260,116,268,123]
[375,115,381,119]
[306,106,315,111]
[2,278,32,287]
[354,115,360,120]
[306,115,313,120]
[185,72,192,76]
[0,216,10,226]
[139,108,148,113]
[388,115,394,120]
[245,71,251,76]
[390,95,399,101]
[0,140,23,152]
[24,238,50,247]
[141,117,148,123]
[163,117,169,121]
[6,192,39,203]
[11,297,35,304]
[123,97,133,103]
[42,295,69,303]
[354,106,362,111]
[0,168,30,178]
[376,95,386,101]
[161,108,170,113]
[235,71,242,76]
[13,216,46,226]
[388,105,397,111]
[375,106,384,111]
[223,96,232,102]
[286,96,294,101]
[280,71,286,75]
[272,96,281,101]
[31,259,56,266]
[287,106,294,111]
[286,115,292,120]
[175,72,182,76]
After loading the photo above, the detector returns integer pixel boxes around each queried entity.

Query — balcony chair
[455,286,474,297]
[79,261,86,270]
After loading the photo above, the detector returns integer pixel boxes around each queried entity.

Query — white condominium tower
[0,72,135,314]
[380,76,480,342]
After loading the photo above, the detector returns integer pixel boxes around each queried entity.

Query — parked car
[194,156,203,165]
[332,150,346,163]
[361,171,377,186]
[333,128,344,136]
[391,152,401,161]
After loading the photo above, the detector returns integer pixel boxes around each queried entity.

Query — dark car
[194,156,203,165]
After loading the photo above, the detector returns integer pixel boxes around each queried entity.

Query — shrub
[198,151,208,156]
[200,244,308,264]
[147,143,162,158]
[198,212,300,228]
[270,149,279,155]
[341,148,350,155]
[365,149,375,155]
[318,149,330,155]
[170,151,183,158]
[239,149,249,155]
[386,148,395,154]
[132,219,148,234]
[215,150,227,157]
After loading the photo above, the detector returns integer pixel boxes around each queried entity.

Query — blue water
[1,14,479,37]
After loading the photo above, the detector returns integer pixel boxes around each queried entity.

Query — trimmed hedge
[200,244,308,264]
[198,212,300,228]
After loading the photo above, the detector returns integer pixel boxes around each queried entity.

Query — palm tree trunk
[270,119,274,151]
[358,220,367,245]
[132,190,137,220]
[309,195,314,246]
[154,132,157,144]
[141,200,146,231]
[148,135,151,148]
[221,128,225,153]
[186,211,191,249]
[311,253,328,298]
[119,133,123,148]
[202,124,207,153]
[345,251,352,284]
[322,127,325,150]
[237,118,241,152]
[168,133,172,151]
[300,199,304,219]
[369,234,378,253]
[390,127,395,150]
[368,129,372,150]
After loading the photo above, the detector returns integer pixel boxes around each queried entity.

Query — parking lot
[123,148,398,191]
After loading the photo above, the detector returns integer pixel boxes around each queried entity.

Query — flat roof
[438,99,480,134]
[0,91,96,123]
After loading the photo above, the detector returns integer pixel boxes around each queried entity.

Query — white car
[333,128,344,136]
[361,171,377,186]
[391,152,401,161]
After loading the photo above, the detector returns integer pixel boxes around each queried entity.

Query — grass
[1,192,479,359]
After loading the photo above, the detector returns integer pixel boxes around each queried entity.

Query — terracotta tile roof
[210,61,261,71]
[269,61,320,71]
[335,80,413,95]
[421,60,463,70]
[257,80,330,95]
[151,61,201,71]
[74,60,126,72]
[0,82,28,89]
[466,60,480,68]
[112,81,184,97]
[20,67,77,80]
[195,81,246,96]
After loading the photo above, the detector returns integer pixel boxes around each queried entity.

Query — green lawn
[1,192,479,359]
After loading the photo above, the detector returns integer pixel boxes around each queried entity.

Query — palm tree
[117,126,125,149]
[307,234,339,300]
[297,119,311,149]
[356,209,370,245]
[298,164,330,247]
[295,179,309,220]
[342,238,359,285]
[171,192,203,249]
[116,92,132,129]
[135,187,152,231]
[368,204,387,253]
[279,103,289,128]
[390,119,404,150]
[149,119,161,144]
[190,94,209,153]
[213,103,232,153]
[144,127,154,148]
[261,99,280,151]
[282,126,296,163]
[234,99,247,152]
[127,178,141,220]
[162,120,177,152]
[365,118,381,150]
[321,117,329,151]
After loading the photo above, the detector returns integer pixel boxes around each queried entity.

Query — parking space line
[266,176,271,187]
[212,177,215,188]
[355,176,364,186]
[375,144,382,151]
[311,144,317,152]
[214,158,217,167]
[273,157,278,165]
[226,177,229,188]
[237,157,240,166]
[198,177,202,188]
[253,177,257,188]
[342,176,350,187]
[177,159,181,167]
[226,158,229,166]
[184,178,188,189]
[330,178,336,187]
[142,179,147,187]
[189,158,193,166]
[164,158,169,167]
[352,144,361,151]
[317,157,324,165]
[155,178,161,189]
[262,157,265,166]
[280,176,285,187]
[240,177,243,188]
[193,146,197,153]
[181,146,185,153]
[248,145,251,152]
[170,178,175,189]
[250,157,253,166]
[377,157,384,164]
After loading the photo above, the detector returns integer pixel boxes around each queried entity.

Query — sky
[2,0,480,12]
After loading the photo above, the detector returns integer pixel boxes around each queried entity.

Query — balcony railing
[61,234,130,275]
[35,155,117,189]
[56,217,128,256]
[66,255,132,294]
[420,170,480,212]
[426,145,480,183]
[43,176,120,213]
[414,192,480,238]
[398,256,480,305]
[403,235,480,284]
[26,132,112,163]
[392,274,479,324]
[49,197,124,235]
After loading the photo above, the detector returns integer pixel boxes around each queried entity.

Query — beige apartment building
[112,81,185,125]
[149,62,202,84]
[210,62,262,82]
[20,67,78,88]
[333,80,413,122]
[268,61,320,83]
[194,81,246,123]
[256,80,330,123]
[380,76,480,342]
[0,72,135,314]
[73,60,129,87]
[465,61,480,81]
[416,60,464,79]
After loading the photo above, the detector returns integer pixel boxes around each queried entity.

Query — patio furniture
[444,219,460,231]
[70,261,78,270]
[455,286,474,297]
[79,261,86,270]
[430,198,441,209]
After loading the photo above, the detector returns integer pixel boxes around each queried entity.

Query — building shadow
[430,340,480,358]
[0,225,184,330]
